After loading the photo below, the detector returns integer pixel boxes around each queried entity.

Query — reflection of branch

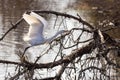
[0,18,23,41]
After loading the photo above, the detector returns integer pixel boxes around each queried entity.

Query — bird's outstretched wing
[23,12,45,41]
[30,12,48,28]
[23,13,42,27]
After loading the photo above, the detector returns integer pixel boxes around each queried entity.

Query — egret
[22,11,67,56]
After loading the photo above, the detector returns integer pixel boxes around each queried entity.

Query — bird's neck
[45,30,64,43]
[45,34,58,43]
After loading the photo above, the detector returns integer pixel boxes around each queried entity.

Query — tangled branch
[0,10,119,80]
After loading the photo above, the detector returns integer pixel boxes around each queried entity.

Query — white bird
[22,11,66,55]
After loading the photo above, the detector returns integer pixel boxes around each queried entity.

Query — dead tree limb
[0,41,96,69]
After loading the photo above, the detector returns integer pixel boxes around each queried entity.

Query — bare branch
[0,18,23,41]
[0,41,95,69]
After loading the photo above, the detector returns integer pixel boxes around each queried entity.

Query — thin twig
[0,18,23,41]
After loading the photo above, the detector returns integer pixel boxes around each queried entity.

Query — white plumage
[23,12,66,46]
